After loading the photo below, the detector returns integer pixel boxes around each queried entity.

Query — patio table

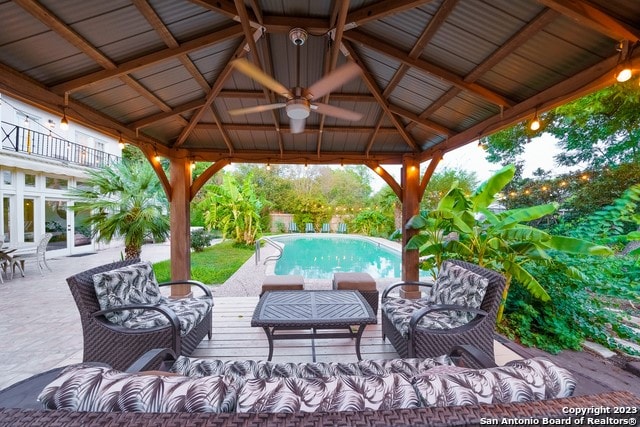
[251,290,377,361]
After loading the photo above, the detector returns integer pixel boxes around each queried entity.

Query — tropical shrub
[406,165,612,322]
[200,173,264,245]
[351,209,395,237]
[191,228,214,252]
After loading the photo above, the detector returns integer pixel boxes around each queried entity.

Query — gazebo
[1,0,638,297]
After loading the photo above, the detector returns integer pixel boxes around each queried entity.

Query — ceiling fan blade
[305,62,361,100]
[231,59,292,99]
[228,103,286,116]
[289,118,306,134]
[312,103,363,121]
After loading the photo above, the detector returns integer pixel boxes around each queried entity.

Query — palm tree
[68,159,169,259]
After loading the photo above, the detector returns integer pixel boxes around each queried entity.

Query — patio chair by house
[66,259,213,371]
[288,222,299,233]
[9,233,52,278]
[321,223,330,233]
[381,259,506,360]
[337,222,347,233]
[305,223,315,233]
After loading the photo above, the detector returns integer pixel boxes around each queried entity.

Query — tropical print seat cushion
[38,364,238,413]
[170,355,454,382]
[381,262,489,338]
[236,373,420,413]
[120,296,213,336]
[92,261,212,336]
[412,357,576,407]
[92,261,162,325]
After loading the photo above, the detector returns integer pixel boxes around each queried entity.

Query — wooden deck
[196,297,640,399]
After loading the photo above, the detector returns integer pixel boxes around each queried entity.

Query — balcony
[1,122,120,168]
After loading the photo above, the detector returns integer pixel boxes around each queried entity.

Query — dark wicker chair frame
[381,259,506,360]
[66,259,213,371]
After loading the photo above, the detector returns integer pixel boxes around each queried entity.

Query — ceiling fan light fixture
[286,99,310,119]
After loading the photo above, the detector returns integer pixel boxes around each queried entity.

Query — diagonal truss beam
[346,0,435,27]
[344,30,514,108]
[51,24,244,94]
[343,41,420,152]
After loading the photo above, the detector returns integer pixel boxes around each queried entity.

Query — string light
[530,109,540,131]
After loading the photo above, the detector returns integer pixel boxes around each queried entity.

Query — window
[3,171,12,186]
[45,176,68,190]
[2,196,11,242]
[24,174,36,187]
[24,198,35,243]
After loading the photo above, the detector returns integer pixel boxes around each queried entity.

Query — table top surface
[251,290,377,327]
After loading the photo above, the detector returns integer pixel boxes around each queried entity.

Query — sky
[369,134,581,191]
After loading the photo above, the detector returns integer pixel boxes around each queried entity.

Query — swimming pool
[269,234,402,279]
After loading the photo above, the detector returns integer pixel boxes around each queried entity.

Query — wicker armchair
[66,259,213,371]
[381,259,506,360]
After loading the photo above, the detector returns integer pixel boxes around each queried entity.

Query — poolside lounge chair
[288,222,299,233]
[337,222,347,233]
[305,223,315,233]
[321,223,330,233]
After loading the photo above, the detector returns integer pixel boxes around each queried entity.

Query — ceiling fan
[228,28,363,134]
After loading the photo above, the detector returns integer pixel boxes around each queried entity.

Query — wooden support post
[169,157,191,297]
[400,155,421,299]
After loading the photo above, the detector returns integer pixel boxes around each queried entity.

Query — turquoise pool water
[271,235,402,279]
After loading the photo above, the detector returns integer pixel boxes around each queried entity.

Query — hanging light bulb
[266,162,271,171]
[190,160,196,170]
[616,64,632,82]
[154,147,160,162]
[118,135,125,149]
[60,108,69,131]
[530,110,540,131]
[23,116,30,126]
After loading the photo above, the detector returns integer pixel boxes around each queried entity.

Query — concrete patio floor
[0,240,519,390]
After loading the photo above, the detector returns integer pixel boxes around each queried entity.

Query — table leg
[355,324,367,361]
[263,327,274,361]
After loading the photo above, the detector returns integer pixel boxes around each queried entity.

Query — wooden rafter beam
[346,0,435,27]
[388,104,453,136]
[181,149,407,165]
[366,161,403,200]
[14,0,177,116]
[128,99,205,130]
[196,123,399,133]
[419,150,443,198]
[317,0,350,157]
[0,61,177,157]
[538,0,640,42]
[189,0,246,20]
[406,7,557,132]
[190,159,230,201]
[133,0,211,93]
[344,41,421,152]
[344,30,515,108]
[420,50,636,162]
[51,24,244,94]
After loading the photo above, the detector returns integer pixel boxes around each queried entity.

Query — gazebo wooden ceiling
[1,0,639,290]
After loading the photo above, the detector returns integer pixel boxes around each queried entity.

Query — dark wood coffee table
[251,290,377,361]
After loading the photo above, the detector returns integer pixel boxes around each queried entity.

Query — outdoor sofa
[1,346,639,426]
[66,259,213,371]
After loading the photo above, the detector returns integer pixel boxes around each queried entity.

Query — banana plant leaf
[498,226,551,243]
[547,236,614,256]
[498,203,558,228]
[504,260,551,301]
[472,164,515,211]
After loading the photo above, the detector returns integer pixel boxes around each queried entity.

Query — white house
[0,94,122,257]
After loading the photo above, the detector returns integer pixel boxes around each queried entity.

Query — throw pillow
[432,262,489,313]
[92,261,163,325]
[38,364,237,412]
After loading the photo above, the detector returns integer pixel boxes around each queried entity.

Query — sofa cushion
[412,357,575,407]
[236,374,420,413]
[92,261,163,325]
[171,355,454,382]
[37,364,238,413]
[120,296,213,336]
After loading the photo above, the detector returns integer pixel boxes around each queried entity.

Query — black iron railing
[1,122,120,168]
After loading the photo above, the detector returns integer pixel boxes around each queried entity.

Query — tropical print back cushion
[236,374,420,413]
[412,357,575,407]
[37,364,238,412]
[92,261,163,325]
[432,262,489,310]
[171,355,454,381]
[121,295,213,336]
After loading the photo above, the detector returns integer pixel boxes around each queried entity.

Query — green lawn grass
[152,240,254,285]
